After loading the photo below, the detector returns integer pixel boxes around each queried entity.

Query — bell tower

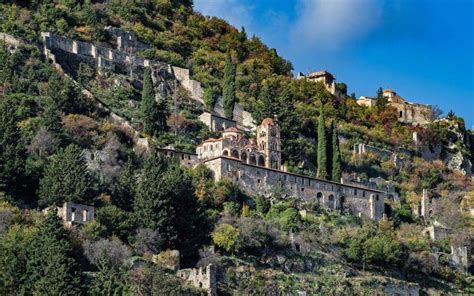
[257,118,281,169]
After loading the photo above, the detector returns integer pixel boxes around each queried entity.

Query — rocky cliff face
[425,118,473,175]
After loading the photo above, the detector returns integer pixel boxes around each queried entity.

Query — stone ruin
[353,143,409,169]
[41,28,203,103]
[177,264,217,296]
[43,202,95,227]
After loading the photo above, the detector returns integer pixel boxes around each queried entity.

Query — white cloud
[193,0,254,30]
[291,0,382,50]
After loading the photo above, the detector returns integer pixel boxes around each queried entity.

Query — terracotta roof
[201,137,221,144]
[223,127,242,133]
[383,89,395,93]
[260,118,275,126]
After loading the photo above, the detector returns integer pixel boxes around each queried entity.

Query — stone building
[156,146,197,168]
[450,245,471,273]
[44,202,95,227]
[198,112,237,132]
[383,89,432,125]
[177,264,217,296]
[357,89,432,125]
[357,96,377,108]
[423,221,452,241]
[297,70,340,98]
[198,119,386,221]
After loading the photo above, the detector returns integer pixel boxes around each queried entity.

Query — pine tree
[0,97,27,198]
[317,106,328,179]
[331,121,342,182]
[223,50,236,118]
[38,144,92,207]
[140,67,168,136]
[133,154,173,240]
[23,211,82,295]
[41,101,63,143]
[112,159,136,211]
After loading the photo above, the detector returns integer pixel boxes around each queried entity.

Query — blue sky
[194,0,474,128]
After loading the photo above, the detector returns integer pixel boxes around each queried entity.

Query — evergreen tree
[133,156,200,256]
[23,211,82,295]
[41,101,63,142]
[331,121,342,182]
[38,144,92,207]
[133,155,173,241]
[317,106,328,179]
[223,50,236,118]
[0,97,27,199]
[140,67,168,136]
[112,159,136,211]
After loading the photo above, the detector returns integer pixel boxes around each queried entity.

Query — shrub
[212,223,240,253]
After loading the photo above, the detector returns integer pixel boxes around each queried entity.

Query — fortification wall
[205,157,385,221]
[41,31,204,103]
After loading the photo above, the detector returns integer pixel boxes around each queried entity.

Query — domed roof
[260,118,275,126]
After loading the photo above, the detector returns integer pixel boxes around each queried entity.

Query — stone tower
[257,118,281,169]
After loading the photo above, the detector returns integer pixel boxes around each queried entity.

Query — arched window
[241,151,248,163]
[231,150,239,159]
[316,192,323,203]
[223,150,229,156]
[270,155,278,169]
[258,155,265,167]
[399,110,403,118]
[340,196,345,210]
[249,154,257,165]
[328,195,335,210]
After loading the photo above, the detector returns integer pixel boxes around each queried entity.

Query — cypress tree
[317,106,328,179]
[223,50,236,118]
[38,144,92,207]
[140,67,168,136]
[24,211,82,295]
[331,121,342,182]
[41,101,63,143]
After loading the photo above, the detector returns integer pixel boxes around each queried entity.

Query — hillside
[0,1,473,295]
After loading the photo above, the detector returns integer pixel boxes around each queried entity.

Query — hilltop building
[197,119,386,221]
[297,70,341,98]
[357,89,433,125]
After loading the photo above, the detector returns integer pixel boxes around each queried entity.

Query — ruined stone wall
[41,31,204,103]
[156,148,197,168]
[177,264,217,296]
[198,112,237,132]
[389,101,432,125]
[204,157,385,221]
[54,202,94,226]
[213,97,256,131]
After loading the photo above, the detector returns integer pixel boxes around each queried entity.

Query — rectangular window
[71,208,76,221]
[363,191,366,197]
[83,209,88,222]
[354,189,357,196]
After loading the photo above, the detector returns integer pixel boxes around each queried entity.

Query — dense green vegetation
[0,1,472,295]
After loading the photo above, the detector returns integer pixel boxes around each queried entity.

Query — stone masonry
[44,202,95,227]
[199,119,386,221]
[177,264,217,296]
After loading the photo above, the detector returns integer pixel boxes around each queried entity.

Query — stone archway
[223,149,229,156]
[258,155,265,167]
